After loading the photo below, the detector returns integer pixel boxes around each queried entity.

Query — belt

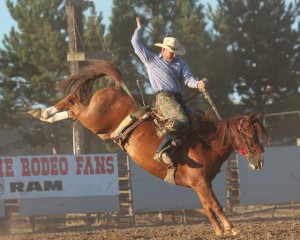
[156,91,182,97]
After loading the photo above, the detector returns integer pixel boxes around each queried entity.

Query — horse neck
[212,119,236,157]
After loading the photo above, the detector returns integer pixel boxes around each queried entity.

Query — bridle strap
[237,118,264,154]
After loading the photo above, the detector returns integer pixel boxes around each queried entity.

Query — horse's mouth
[249,164,260,171]
[248,154,264,171]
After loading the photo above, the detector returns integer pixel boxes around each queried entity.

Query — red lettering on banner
[50,157,58,175]
[41,157,50,175]
[84,156,94,174]
[76,155,115,175]
[21,157,68,176]
[31,157,40,176]
[106,156,114,174]
[21,158,31,176]
[0,158,14,177]
[59,157,68,175]
[94,156,106,174]
[76,156,84,174]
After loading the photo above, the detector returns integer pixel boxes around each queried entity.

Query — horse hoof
[225,227,240,236]
[232,228,240,236]
[28,109,42,118]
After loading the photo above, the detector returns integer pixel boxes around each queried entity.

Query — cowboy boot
[154,150,173,165]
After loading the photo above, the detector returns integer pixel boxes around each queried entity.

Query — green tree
[0,0,109,153]
[206,3,236,117]
[84,7,107,52]
[0,0,68,108]
[107,0,138,91]
[213,0,300,112]
[0,73,19,126]
[84,6,114,90]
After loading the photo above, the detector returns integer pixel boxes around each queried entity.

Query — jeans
[155,91,190,137]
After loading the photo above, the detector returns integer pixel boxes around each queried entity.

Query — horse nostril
[260,156,264,168]
[259,161,263,168]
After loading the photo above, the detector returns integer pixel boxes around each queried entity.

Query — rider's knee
[167,118,190,136]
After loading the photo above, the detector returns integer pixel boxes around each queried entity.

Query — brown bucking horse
[29,60,269,237]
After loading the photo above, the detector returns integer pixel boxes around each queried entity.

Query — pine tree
[214,0,300,112]
[107,0,138,91]
[0,73,19,126]
[0,0,68,108]
[0,0,108,152]
[206,2,236,116]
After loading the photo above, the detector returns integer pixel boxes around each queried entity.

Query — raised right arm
[131,17,155,64]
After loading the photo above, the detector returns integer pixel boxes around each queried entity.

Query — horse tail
[59,60,123,104]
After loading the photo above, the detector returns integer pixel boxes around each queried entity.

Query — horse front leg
[193,180,239,237]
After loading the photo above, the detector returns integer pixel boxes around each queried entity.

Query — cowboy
[131,17,206,165]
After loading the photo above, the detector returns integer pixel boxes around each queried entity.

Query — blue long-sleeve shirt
[131,27,199,94]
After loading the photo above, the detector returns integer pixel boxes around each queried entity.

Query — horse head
[230,113,269,170]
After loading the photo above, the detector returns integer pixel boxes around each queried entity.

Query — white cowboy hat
[154,37,185,55]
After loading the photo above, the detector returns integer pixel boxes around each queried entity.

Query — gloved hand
[197,78,207,91]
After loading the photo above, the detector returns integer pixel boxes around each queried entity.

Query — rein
[201,87,222,121]
[121,82,143,108]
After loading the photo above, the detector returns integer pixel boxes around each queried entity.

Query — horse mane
[199,112,269,149]
[197,110,219,140]
[59,60,123,103]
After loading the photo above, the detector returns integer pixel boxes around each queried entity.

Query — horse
[28,60,269,237]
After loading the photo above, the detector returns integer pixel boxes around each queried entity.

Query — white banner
[0,154,119,199]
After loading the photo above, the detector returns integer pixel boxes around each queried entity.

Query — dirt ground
[0,204,299,240]
[1,220,299,240]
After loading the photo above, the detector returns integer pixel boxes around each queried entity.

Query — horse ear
[247,113,260,124]
[255,113,262,121]
[248,113,255,121]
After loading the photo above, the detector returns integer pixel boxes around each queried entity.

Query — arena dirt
[0,204,299,240]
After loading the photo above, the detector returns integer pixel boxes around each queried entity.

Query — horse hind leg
[28,109,70,123]
[28,106,57,119]
[28,94,79,122]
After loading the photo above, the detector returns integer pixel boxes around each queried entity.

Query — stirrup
[154,151,172,164]
[164,165,176,185]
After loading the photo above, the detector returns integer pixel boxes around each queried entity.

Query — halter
[236,118,264,155]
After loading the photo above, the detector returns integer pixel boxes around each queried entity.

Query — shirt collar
[158,53,178,62]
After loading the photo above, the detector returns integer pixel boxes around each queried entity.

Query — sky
[0,0,219,48]
[0,0,296,48]
[0,0,114,47]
